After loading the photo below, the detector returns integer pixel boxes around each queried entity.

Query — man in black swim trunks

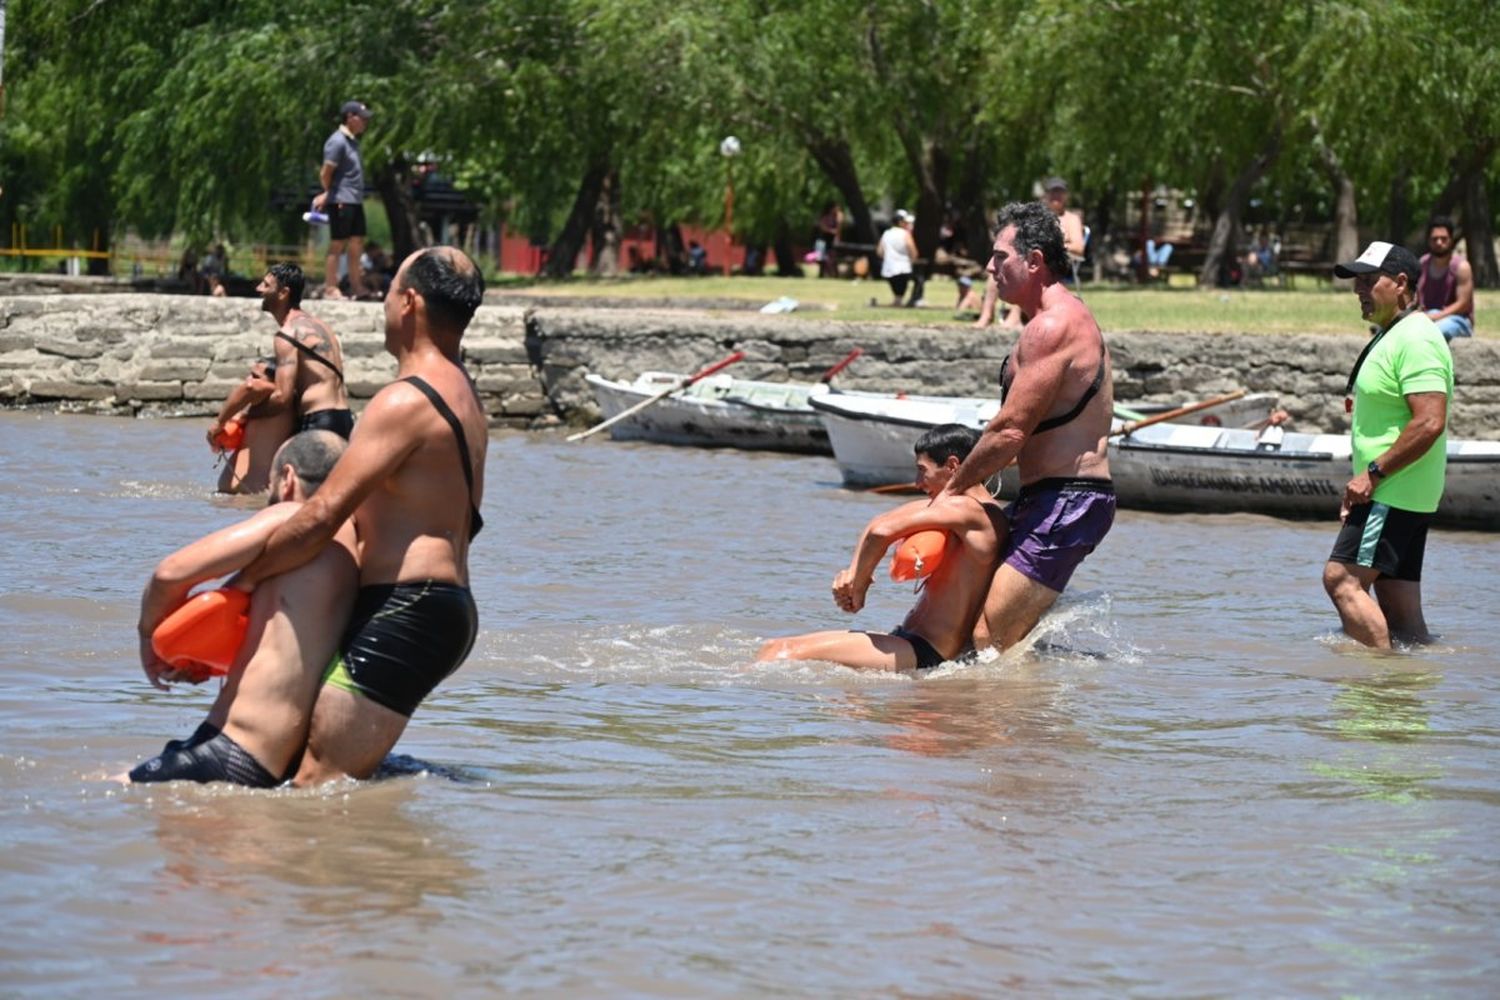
[235,247,487,783]
[128,430,358,787]
[209,263,355,483]
[939,200,1115,652]
[758,425,1007,672]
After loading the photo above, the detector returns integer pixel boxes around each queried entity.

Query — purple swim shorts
[1002,477,1116,593]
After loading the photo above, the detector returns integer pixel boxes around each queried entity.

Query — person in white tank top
[877,210,918,305]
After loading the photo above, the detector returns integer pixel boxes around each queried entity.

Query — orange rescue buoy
[151,588,251,679]
[212,418,246,452]
[889,530,948,582]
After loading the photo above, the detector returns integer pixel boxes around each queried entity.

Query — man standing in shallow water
[209,265,353,486]
[234,246,488,782]
[1323,241,1452,648]
[939,200,1115,652]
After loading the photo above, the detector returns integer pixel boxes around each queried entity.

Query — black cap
[1333,241,1420,286]
[340,100,372,120]
[1042,176,1068,192]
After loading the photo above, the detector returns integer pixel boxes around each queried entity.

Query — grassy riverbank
[494,274,1497,337]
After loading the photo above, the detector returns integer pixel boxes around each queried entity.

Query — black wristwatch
[1367,459,1386,481]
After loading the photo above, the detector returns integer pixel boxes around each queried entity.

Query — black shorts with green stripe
[1330,502,1431,582]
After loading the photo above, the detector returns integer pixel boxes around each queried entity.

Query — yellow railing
[2,225,325,276]
[1,224,112,260]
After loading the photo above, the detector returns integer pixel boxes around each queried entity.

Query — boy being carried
[758,425,1007,671]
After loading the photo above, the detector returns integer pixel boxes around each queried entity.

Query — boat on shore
[1112,422,1500,530]
[807,391,1003,487]
[809,391,1278,489]
[583,371,836,453]
[809,392,1499,530]
[587,365,1275,465]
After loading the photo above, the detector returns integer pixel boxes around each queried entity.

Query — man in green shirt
[1322,241,1453,647]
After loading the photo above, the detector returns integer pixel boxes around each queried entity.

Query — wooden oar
[818,347,863,384]
[567,350,747,442]
[1110,388,1248,438]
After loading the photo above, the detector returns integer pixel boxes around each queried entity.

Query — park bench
[1155,244,1208,285]
[1276,244,1334,289]
[828,240,980,283]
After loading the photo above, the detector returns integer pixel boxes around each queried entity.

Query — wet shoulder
[390,369,487,439]
[935,492,998,530]
[1016,308,1072,360]
[285,313,337,355]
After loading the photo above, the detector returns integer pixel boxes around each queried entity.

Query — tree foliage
[2,0,1496,283]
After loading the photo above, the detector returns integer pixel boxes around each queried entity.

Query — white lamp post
[719,136,741,277]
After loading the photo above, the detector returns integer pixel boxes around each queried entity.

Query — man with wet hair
[129,430,358,787]
[939,200,1115,652]
[1416,216,1475,342]
[1323,241,1452,647]
[758,424,1008,672]
[234,247,488,783]
[974,176,1087,328]
[209,262,352,492]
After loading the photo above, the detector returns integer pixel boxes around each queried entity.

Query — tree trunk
[1463,169,1499,288]
[1198,165,1225,238]
[862,19,948,262]
[588,167,622,277]
[1198,127,1281,287]
[1428,141,1497,229]
[1388,168,1410,243]
[374,158,426,263]
[1312,123,1358,289]
[1328,172,1358,288]
[772,220,803,277]
[906,141,948,264]
[1424,142,1500,288]
[955,136,994,265]
[806,135,876,246]
[544,160,609,278]
[1089,186,1117,282]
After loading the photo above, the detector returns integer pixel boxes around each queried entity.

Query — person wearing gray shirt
[312,100,373,299]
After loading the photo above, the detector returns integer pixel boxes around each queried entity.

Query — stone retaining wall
[2,293,1497,438]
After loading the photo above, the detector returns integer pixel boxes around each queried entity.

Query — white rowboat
[584,371,835,453]
[809,392,1499,530]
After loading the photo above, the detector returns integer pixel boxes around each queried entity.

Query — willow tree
[1404,0,1500,285]
[0,0,161,271]
[698,0,895,254]
[3,1,460,262]
[425,1,721,276]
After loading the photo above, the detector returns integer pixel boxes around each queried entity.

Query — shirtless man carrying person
[758,424,1007,672]
[209,264,353,492]
[233,247,488,782]
[940,200,1115,652]
[129,430,357,786]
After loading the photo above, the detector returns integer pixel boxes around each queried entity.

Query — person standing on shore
[313,100,373,300]
[877,210,918,307]
[233,247,487,782]
[939,200,1115,652]
[1323,241,1453,647]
